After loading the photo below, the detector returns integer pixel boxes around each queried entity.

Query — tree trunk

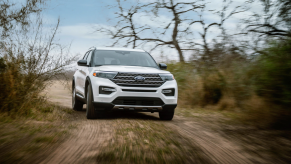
[173,40,185,63]
[172,13,185,63]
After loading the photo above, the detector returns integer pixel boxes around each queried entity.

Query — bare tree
[244,0,291,38]
[96,0,246,63]
[0,0,46,37]
[0,16,77,113]
[97,0,206,62]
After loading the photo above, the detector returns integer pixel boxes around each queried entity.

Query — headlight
[159,74,174,81]
[93,72,117,79]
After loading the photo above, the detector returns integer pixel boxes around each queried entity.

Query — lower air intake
[112,97,164,106]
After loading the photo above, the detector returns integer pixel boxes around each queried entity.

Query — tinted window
[93,50,158,68]
[83,51,89,60]
[87,51,92,65]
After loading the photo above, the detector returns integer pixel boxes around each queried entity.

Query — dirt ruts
[42,81,262,164]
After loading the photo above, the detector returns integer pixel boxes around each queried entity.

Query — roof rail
[88,46,96,50]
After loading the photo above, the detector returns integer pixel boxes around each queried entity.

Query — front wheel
[86,84,97,119]
[159,110,175,120]
[86,84,106,119]
[72,87,83,111]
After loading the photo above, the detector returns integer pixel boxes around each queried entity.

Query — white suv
[72,47,178,120]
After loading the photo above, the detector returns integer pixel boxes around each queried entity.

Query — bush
[0,18,76,116]
[201,70,225,105]
[167,62,202,106]
[167,39,291,128]
[167,62,226,106]
[254,40,291,106]
[0,57,41,114]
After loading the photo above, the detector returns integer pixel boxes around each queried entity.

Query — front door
[78,50,92,96]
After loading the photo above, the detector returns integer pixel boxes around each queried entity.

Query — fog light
[162,88,175,96]
[99,86,116,94]
[162,90,172,94]
[102,87,116,92]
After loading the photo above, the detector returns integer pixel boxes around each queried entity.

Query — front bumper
[93,102,177,112]
[91,77,178,104]
[90,76,178,111]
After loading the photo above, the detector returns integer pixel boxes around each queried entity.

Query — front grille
[112,97,164,106]
[111,73,164,87]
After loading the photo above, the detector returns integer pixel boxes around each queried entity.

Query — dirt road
[42,81,269,164]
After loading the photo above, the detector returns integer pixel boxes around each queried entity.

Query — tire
[72,87,83,111]
[86,83,97,119]
[86,83,107,119]
[159,110,175,120]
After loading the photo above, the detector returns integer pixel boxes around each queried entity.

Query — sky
[39,0,263,61]
[43,0,114,57]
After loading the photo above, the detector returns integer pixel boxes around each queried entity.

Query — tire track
[43,81,262,164]
[163,117,257,164]
[41,118,114,164]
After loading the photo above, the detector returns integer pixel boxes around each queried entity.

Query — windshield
[93,50,158,68]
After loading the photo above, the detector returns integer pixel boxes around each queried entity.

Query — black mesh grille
[112,97,164,106]
[111,73,164,87]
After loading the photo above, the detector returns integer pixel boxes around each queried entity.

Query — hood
[92,65,170,74]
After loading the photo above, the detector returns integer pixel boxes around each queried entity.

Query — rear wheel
[72,87,83,111]
[159,110,175,120]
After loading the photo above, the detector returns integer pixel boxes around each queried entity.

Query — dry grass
[96,120,210,164]
[0,103,76,164]
[215,96,238,111]
[175,106,291,163]
[168,61,291,129]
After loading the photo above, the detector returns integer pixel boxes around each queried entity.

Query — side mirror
[159,63,167,70]
[77,60,88,66]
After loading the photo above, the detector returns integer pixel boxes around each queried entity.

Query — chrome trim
[114,76,161,79]
[116,72,161,76]
[116,83,162,87]
[113,105,162,110]
[116,76,135,78]
[111,72,165,87]
[112,79,163,83]
[122,89,157,92]
[76,93,84,98]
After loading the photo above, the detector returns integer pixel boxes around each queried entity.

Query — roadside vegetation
[0,0,289,132]
[99,0,291,129]
[0,1,77,163]
[168,39,291,129]
[0,102,76,164]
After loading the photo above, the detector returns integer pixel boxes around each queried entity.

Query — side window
[83,52,89,60]
[87,51,92,66]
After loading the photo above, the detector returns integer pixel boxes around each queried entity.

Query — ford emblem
[134,76,145,82]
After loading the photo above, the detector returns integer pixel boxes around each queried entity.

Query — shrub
[166,39,291,128]
[200,70,225,105]
[167,62,226,106]
[254,40,291,106]
[0,19,76,116]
